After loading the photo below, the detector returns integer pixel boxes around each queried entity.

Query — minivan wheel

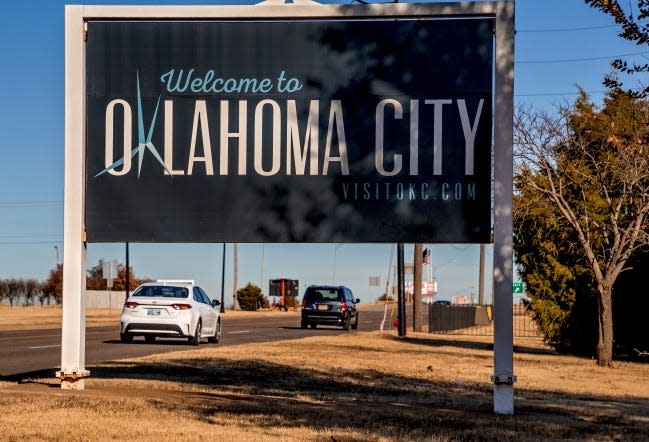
[300,320,308,329]
[120,333,133,344]
[351,313,359,330]
[144,335,156,344]
[189,321,202,346]
[342,315,351,331]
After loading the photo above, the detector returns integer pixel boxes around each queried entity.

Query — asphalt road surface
[0,305,420,379]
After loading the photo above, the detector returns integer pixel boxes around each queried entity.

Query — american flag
[423,248,430,264]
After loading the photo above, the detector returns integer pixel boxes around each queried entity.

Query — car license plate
[317,304,329,311]
[147,309,161,316]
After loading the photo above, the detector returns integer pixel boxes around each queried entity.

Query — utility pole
[125,242,130,297]
[413,243,423,332]
[397,243,406,337]
[220,243,226,313]
[232,243,238,310]
[479,244,485,305]
[259,244,265,288]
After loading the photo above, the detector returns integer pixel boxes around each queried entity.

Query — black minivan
[300,285,360,330]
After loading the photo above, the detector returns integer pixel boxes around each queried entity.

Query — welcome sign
[85,18,494,243]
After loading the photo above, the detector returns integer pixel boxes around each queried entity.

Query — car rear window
[304,288,342,302]
[132,285,189,298]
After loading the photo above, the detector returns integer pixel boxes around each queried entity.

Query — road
[0,305,417,378]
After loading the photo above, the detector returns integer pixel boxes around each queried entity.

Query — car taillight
[301,299,307,308]
[171,303,192,310]
[123,301,139,309]
[340,301,347,312]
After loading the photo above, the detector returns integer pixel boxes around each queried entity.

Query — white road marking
[226,330,251,334]
[27,345,61,349]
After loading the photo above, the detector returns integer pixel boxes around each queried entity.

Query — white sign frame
[62,1,514,414]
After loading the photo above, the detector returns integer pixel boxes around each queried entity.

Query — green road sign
[513,282,524,294]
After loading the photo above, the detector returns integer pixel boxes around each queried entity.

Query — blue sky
[0,0,641,305]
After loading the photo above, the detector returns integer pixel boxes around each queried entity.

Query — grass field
[0,304,272,329]
[0,307,648,441]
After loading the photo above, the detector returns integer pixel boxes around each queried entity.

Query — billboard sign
[406,280,437,296]
[85,18,494,243]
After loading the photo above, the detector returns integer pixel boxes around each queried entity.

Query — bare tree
[515,91,649,366]
[23,279,42,307]
[0,279,7,305]
[43,264,63,305]
[4,279,22,308]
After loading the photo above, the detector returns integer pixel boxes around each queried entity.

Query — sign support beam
[58,5,89,389]
[492,0,516,415]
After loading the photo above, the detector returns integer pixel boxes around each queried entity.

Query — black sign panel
[86,19,493,243]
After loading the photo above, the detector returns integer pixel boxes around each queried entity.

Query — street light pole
[232,243,238,311]
[54,245,59,264]
[259,244,265,288]
[220,243,226,313]
[125,242,130,297]
[397,243,406,337]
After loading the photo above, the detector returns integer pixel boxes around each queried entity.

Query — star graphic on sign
[95,71,172,178]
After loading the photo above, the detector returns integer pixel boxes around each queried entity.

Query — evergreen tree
[236,283,267,311]
[514,184,598,354]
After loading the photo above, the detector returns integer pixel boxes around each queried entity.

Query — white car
[120,280,221,345]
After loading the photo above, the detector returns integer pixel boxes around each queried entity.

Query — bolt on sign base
[56,370,90,390]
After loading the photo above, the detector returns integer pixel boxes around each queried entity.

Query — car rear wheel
[208,318,221,343]
[144,335,156,344]
[189,321,202,346]
[120,333,133,344]
[300,320,307,329]
[351,313,359,330]
[342,315,351,331]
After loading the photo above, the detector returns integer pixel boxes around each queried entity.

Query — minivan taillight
[301,298,307,308]
[123,301,139,309]
[340,301,347,312]
[171,303,192,310]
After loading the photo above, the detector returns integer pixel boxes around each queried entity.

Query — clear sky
[0,0,641,305]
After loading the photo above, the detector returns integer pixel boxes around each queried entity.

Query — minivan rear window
[304,288,342,302]
[132,286,189,298]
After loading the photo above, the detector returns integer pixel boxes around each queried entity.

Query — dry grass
[0,305,121,329]
[0,304,295,330]
[1,325,648,441]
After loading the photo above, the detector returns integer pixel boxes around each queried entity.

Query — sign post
[492,0,516,415]
[63,1,514,414]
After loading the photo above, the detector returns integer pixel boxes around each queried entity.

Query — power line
[0,200,62,208]
[0,241,61,245]
[517,50,649,64]
[516,90,607,97]
[0,234,61,239]
[517,24,618,33]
